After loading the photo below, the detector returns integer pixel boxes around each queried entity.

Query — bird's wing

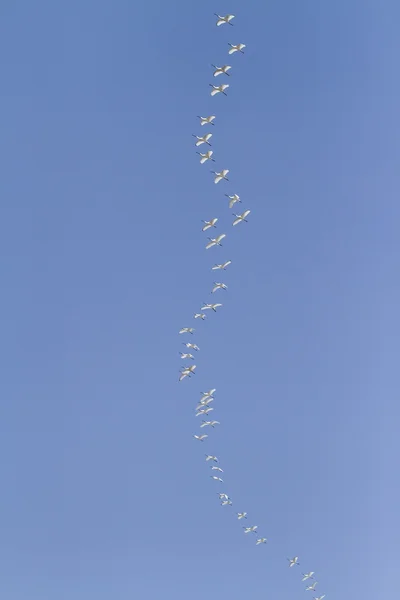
[210,88,219,96]
[214,176,222,183]
[205,133,212,141]
[195,140,203,146]
[228,48,236,54]
[222,85,230,90]
[200,156,208,164]
[206,241,215,249]
[229,199,236,208]
[217,234,226,242]
[232,217,241,226]
[243,210,251,218]
[222,169,229,177]
[202,223,211,231]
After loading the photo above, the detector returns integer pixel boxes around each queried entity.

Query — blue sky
[1,0,399,598]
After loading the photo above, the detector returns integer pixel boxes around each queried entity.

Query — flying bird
[212,64,232,77]
[180,352,194,360]
[256,538,268,545]
[212,282,228,293]
[194,313,206,320]
[212,169,229,184]
[202,218,218,231]
[183,342,199,351]
[218,493,229,500]
[206,234,226,249]
[237,512,247,520]
[200,389,216,401]
[228,42,246,54]
[197,150,215,164]
[212,260,232,271]
[179,365,196,381]
[206,455,218,462]
[211,466,223,472]
[288,557,300,567]
[198,115,216,126]
[306,583,318,592]
[196,398,214,410]
[179,327,194,335]
[243,526,258,534]
[210,84,229,97]
[314,596,326,600]
[200,420,220,428]
[302,573,315,582]
[221,499,233,506]
[201,303,222,312]
[193,434,208,441]
[196,407,214,417]
[193,133,212,147]
[215,13,235,26]
[211,476,223,482]
[232,210,251,226]
[225,193,241,208]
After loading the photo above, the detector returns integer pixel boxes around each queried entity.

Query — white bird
[180,352,194,360]
[288,557,300,567]
[198,115,216,126]
[201,303,222,312]
[205,455,218,462]
[237,512,247,520]
[197,150,215,164]
[211,466,223,472]
[179,327,194,335]
[211,475,223,482]
[183,342,199,351]
[196,398,214,410]
[211,169,229,184]
[179,365,196,381]
[202,217,218,231]
[212,282,227,293]
[194,313,206,320]
[306,583,318,592]
[232,209,251,226]
[201,420,220,428]
[256,538,268,545]
[200,389,216,401]
[212,260,232,271]
[221,499,232,506]
[225,193,241,208]
[212,64,232,77]
[215,13,235,26]
[218,493,229,500]
[228,42,246,54]
[244,526,258,534]
[196,407,214,417]
[193,434,208,441]
[210,84,229,97]
[192,133,212,147]
[206,234,226,249]
[302,573,315,582]
[314,596,326,600]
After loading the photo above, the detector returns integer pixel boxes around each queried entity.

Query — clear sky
[1,1,399,598]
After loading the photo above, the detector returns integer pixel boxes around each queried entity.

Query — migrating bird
[212,260,232,271]
[200,389,216,402]
[221,499,232,506]
[197,150,215,164]
[179,365,196,381]
[211,466,223,472]
[202,218,218,231]
[201,303,222,312]
[232,209,251,226]
[302,573,315,582]
[218,493,229,500]
[198,115,216,126]
[243,526,258,534]
[200,420,220,428]
[193,133,212,147]
[228,42,246,54]
[256,538,268,545]
[205,455,218,462]
[206,234,226,249]
[288,557,300,567]
[179,327,194,335]
[180,352,194,360]
[196,407,214,417]
[237,512,247,520]
[212,169,229,184]
[193,434,208,442]
[225,193,241,208]
[211,476,223,483]
[183,342,199,351]
[212,64,232,77]
[314,596,326,600]
[212,282,228,293]
[196,398,214,410]
[215,13,235,26]
[306,583,318,592]
[210,84,229,96]
[194,313,206,320]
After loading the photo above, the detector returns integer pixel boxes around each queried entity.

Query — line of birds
[177,11,326,600]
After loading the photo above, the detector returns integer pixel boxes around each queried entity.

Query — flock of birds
[177,12,327,600]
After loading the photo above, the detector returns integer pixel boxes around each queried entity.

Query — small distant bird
[243,526,258,534]
[218,493,229,500]
[305,583,318,592]
[196,398,214,410]
[206,234,226,249]
[288,557,300,567]
[179,365,196,381]
[228,42,246,54]
[211,466,223,472]
[200,389,216,401]
[196,407,214,417]
[211,475,223,482]
[237,512,247,520]
[212,260,232,271]
[215,13,235,26]
[314,596,326,600]
[193,434,208,441]
[198,115,216,126]
[225,193,241,208]
[197,150,215,164]
[194,313,206,320]
[184,342,200,351]
[180,352,194,360]
[201,420,220,428]
[212,282,228,293]
[302,573,315,582]
[202,218,218,231]
[192,133,212,146]
[232,209,251,226]
[256,538,268,545]
[205,455,218,462]
[221,499,232,506]
[212,64,232,77]
[212,169,229,184]
[210,84,229,97]
[201,303,222,312]
[179,327,194,335]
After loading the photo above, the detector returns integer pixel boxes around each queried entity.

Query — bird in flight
[221,498,233,506]
[201,303,223,312]
[197,150,215,164]
[212,260,232,271]
[198,115,216,126]
[288,557,300,567]
[196,407,214,417]
[211,466,223,472]
[302,573,315,582]
[205,454,218,462]
[215,13,235,27]
[202,218,218,231]
[212,169,229,184]
[200,389,216,402]
[201,420,220,428]
[212,282,228,293]
[180,352,194,360]
[228,42,246,54]
[183,342,199,351]
[212,64,232,77]
[193,434,208,441]
[194,313,206,320]
[237,512,247,520]
[243,526,258,534]
[179,327,194,335]
[179,365,196,381]
[206,234,226,249]
[306,583,318,592]
[225,193,241,208]
[193,133,212,146]
[256,538,267,545]
[232,209,251,226]
[210,84,230,97]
